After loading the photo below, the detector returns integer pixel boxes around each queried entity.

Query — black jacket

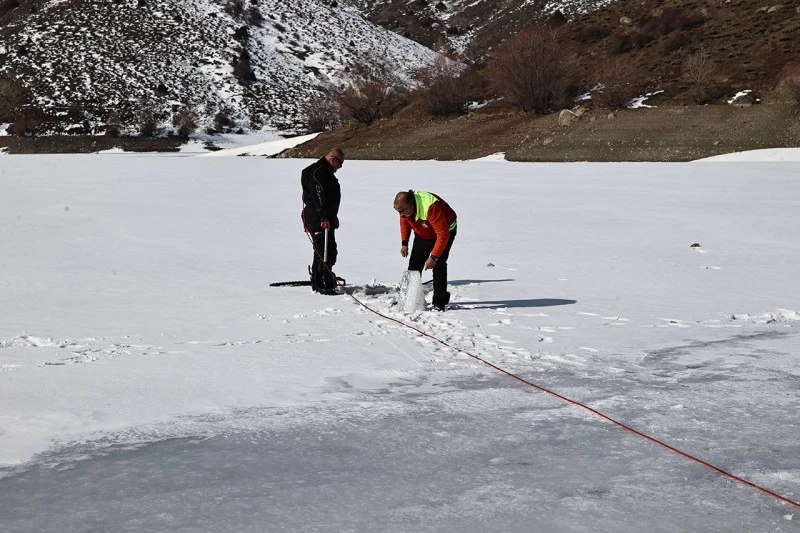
[301,157,341,232]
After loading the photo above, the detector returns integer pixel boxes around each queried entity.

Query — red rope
[299,193,797,508]
[338,284,800,510]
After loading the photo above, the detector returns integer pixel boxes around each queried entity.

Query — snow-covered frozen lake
[1,153,798,531]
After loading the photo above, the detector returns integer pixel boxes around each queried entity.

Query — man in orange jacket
[393,190,457,311]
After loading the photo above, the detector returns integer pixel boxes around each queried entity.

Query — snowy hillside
[0,0,441,134]
[345,0,617,55]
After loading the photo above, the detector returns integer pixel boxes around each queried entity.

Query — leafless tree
[213,108,236,132]
[303,91,342,132]
[483,26,577,114]
[10,109,31,136]
[0,77,28,122]
[137,101,161,137]
[104,110,122,137]
[412,56,482,117]
[330,52,409,125]
[8,106,45,136]
[172,109,198,138]
[684,46,717,104]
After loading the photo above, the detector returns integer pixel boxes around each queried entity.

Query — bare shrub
[593,58,645,110]
[9,113,27,136]
[172,109,197,138]
[678,11,709,31]
[483,26,577,114]
[213,109,236,132]
[547,10,568,27]
[412,56,482,117]
[335,82,397,125]
[302,91,342,132]
[137,103,161,137]
[639,7,682,37]
[9,106,43,136]
[660,31,691,56]
[247,110,262,132]
[66,103,85,123]
[330,52,409,125]
[10,110,30,136]
[577,25,610,43]
[684,46,717,104]
[630,7,707,54]
[609,33,635,55]
[0,77,28,121]
[104,110,121,137]
[632,31,654,48]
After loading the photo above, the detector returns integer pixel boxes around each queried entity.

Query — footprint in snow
[656,318,693,328]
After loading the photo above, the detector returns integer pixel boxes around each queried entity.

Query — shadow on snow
[448,278,515,286]
[457,298,577,310]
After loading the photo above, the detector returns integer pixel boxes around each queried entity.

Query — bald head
[326,148,344,159]
[394,191,415,217]
[325,148,345,171]
[394,191,411,207]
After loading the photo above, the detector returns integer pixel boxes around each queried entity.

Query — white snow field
[1,153,799,532]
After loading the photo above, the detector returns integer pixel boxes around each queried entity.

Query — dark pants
[310,228,337,291]
[408,229,456,309]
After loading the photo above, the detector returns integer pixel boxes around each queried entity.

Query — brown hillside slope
[281,104,800,162]
[285,0,800,162]
[563,0,800,104]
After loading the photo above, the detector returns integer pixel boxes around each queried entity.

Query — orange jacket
[399,191,457,257]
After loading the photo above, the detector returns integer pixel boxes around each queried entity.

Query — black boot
[432,291,450,311]
[313,264,339,295]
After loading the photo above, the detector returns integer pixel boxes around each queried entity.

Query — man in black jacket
[301,148,344,294]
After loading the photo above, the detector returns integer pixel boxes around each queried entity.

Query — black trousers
[408,229,456,308]
[310,228,337,290]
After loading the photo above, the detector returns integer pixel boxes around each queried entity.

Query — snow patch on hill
[0,0,441,135]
